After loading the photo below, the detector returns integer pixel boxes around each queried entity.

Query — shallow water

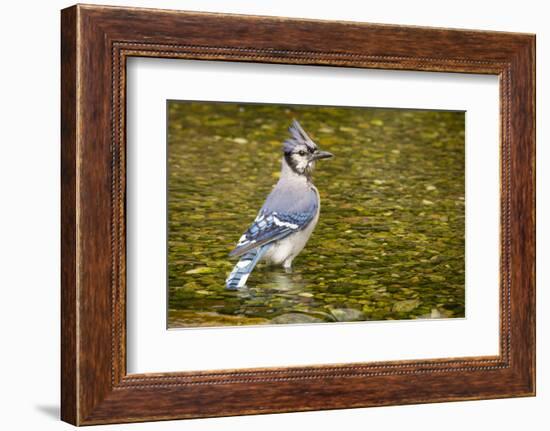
[167,101,465,327]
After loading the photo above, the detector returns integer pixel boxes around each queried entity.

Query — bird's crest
[283,120,317,153]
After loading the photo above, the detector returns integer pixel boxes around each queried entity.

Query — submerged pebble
[330,308,366,322]
[392,299,421,313]
[271,313,324,324]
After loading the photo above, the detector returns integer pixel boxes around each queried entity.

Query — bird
[225,120,333,290]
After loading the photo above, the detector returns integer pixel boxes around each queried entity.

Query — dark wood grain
[61,4,535,425]
[60,6,78,425]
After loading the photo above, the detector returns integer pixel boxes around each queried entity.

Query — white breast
[263,187,320,268]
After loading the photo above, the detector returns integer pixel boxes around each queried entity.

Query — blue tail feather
[226,245,269,290]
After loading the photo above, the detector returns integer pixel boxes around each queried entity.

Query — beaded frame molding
[61,4,535,425]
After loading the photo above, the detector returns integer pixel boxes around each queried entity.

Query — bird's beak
[311,150,334,161]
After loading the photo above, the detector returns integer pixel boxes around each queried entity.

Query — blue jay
[226,120,333,290]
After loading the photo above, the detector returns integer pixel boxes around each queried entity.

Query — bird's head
[283,120,333,176]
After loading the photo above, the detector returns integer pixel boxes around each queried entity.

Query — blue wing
[229,208,316,257]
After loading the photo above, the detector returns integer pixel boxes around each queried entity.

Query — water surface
[167,101,465,327]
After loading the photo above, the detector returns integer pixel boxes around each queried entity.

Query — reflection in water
[267,273,298,292]
[167,102,465,328]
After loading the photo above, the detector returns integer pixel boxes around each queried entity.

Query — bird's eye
[298,150,306,156]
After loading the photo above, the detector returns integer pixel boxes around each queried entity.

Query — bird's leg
[283,258,293,273]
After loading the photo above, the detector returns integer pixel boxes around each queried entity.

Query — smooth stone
[392,299,421,313]
[271,313,323,324]
[431,308,442,318]
[428,274,446,282]
[417,308,453,319]
[329,308,365,322]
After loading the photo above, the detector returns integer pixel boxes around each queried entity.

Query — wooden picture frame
[61,4,535,425]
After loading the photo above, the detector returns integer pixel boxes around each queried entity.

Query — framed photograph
[61,4,535,425]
